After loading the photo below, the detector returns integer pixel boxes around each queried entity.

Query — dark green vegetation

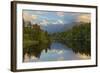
[23,21,91,57]
[23,43,51,59]
[50,22,91,56]
[23,22,50,49]
[23,22,51,61]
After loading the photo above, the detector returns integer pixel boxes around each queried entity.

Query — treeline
[23,23,50,49]
[50,22,91,55]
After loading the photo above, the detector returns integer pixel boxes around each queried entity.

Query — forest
[50,22,91,55]
[23,21,91,56]
[23,22,50,49]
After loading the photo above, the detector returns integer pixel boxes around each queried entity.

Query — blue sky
[23,10,91,26]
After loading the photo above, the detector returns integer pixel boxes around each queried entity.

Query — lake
[23,42,90,62]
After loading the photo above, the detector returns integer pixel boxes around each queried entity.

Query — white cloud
[40,19,48,26]
[53,21,58,24]
[31,15,37,20]
[52,20,64,24]
[58,20,64,24]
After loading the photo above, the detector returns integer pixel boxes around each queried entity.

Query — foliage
[23,23,50,49]
[50,22,91,55]
[23,21,91,56]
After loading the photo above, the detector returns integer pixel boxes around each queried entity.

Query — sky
[23,10,91,26]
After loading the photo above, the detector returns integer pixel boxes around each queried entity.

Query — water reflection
[64,39,91,56]
[23,42,90,62]
[23,43,51,62]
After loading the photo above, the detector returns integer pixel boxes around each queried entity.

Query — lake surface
[23,42,90,62]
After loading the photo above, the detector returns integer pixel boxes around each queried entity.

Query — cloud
[23,12,37,22]
[40,19,48,26]
[57,12,64,17]
[77,14,91,23]
[53,21,58,24]
[31,15,37,20]
[58,20,64,24]
[52,19,64,24]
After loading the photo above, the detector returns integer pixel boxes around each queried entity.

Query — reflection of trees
[23,21,52,61]
[50,22,91,56]
[66,39,90,56]
[23,20,91,62]
[23,42,51,61]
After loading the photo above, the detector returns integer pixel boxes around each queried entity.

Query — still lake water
[23,42,90,62]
